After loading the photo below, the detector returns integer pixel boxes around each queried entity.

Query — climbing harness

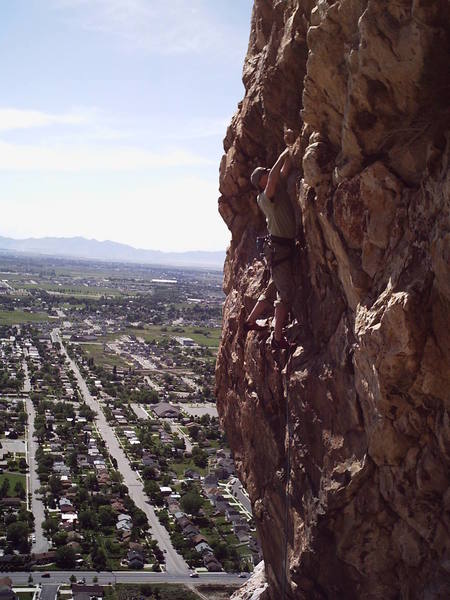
[281,352,294,600]
[264,235,296,269]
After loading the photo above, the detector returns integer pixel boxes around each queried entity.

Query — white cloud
[0,108,88,132]
[0,140,213,171]
[51,0,245,56]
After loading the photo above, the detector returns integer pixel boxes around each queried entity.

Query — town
[0,254,258,600]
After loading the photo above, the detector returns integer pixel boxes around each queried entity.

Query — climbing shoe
[271,336,292,350]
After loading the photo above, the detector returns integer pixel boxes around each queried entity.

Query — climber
[245,129,296,350]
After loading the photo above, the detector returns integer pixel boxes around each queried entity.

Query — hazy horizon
[1,0,253,252]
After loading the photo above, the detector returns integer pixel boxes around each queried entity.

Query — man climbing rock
[245,129,297,350]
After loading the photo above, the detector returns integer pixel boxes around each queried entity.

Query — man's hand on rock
[284,128,295,146]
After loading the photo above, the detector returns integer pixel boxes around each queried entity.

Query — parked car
[41,573,50,578]
[189,572,199,578]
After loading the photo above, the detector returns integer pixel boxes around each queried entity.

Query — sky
[0,0,253,252]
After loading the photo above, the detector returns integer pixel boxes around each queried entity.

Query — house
[167,499,180,514]
[236,530,250,543]
[118,513,132,521]
[195,542,213,555]
[184,469,201,480]
[203,552,222,572]
[0,585,16,600]
[183,524,199,537]
[111,500,125,512]
[176,515,191,529]
[203,473,218,486]
[142,454,158,468]
[0,578,15,600]
[127,550,144,569]
[32,551,57,565]
[61,512,78,524]
[116,514,133,532]
[151,403,181,419]
[71,584,104,600]
[191,534,209,546]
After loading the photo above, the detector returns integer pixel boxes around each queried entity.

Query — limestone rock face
[216,1,450,599]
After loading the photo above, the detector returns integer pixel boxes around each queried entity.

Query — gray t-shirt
[257,188,296,239]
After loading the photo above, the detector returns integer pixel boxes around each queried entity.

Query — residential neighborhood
[0,254,258,598]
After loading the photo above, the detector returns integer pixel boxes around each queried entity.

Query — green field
[0,310,49,325]
[170,458,208,478]
[126,325,222,348]
[82,344,130,369]
[0,472,26,496]
[107,583,200,600]
[16,592,35,600]
[21,282,122,297]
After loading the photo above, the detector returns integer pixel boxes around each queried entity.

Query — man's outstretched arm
[264,147,290,200]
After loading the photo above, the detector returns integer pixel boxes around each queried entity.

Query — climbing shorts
[258,237,295,307]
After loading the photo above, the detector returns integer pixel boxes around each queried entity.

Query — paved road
[144,375,162,392]
[230,480,252,514]
[52,330,189,575]
[167,421,193,454]
[23,360,50,554]
[172,403,218,418]
[130,403,150,421]
[6,571,244,586]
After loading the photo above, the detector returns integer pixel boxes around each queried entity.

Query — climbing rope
[281,353,293,600]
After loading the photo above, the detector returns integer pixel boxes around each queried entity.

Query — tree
[79,509,97,530]
[180,491,203,515]
[98,505,116,528]
[92,546,107,571]
[132,508,148,530]
[52,531,68,547]
[14,480,26,499]
[43,518,58,536]
[144,480,163,506]
[48,474,63,496]
[7,521,29,552]
[192,446,208,469]
[55,545,76,568]
[0,478,9,498]
[142,466,158,480]
[189,425,200,441]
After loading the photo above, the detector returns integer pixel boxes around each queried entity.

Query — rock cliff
[216,1,450,598]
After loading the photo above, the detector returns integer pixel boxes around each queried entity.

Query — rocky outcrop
[217,1,450,599]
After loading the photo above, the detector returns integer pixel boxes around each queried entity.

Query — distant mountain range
[0,235,226,268]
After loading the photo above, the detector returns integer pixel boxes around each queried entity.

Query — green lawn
[109,584,199,600]
[125,325,222,348]
[0,472,26,496]
[82,344,130,369]
[16,592,35,600]
[21,282,122,297]
[170,459,208,477]
[0,310,49,325]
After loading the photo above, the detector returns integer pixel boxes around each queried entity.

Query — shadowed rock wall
[216,1,450,598]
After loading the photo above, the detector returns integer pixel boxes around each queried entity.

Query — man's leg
[246,280,276,328]
[273,301,289,342]
[246,298,272,326]
[271,248,294,345]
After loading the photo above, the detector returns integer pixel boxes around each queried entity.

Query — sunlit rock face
[217,1,450,599]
